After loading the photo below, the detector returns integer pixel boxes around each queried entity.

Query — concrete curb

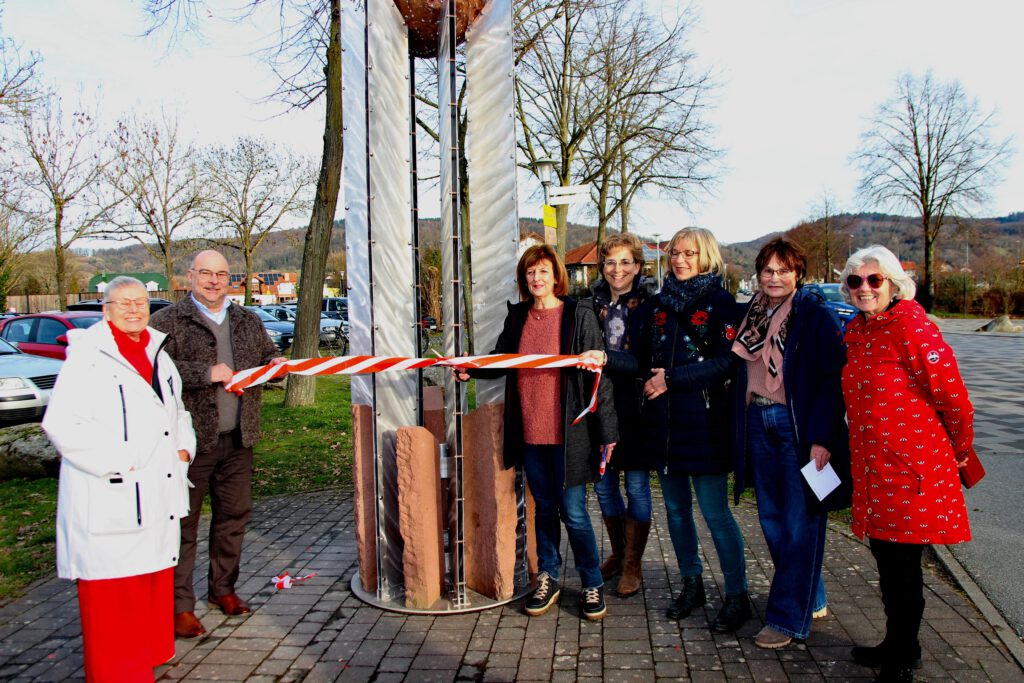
[931,543,1024,670]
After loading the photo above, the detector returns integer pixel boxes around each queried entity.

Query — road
[937,320,1024,640]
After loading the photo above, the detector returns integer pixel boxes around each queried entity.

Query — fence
[7,290,188,314]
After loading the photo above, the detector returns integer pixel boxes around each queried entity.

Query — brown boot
[617,518,651,597]
[600,515,627,580]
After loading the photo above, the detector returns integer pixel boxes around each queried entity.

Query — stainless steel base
[349,574,532,615]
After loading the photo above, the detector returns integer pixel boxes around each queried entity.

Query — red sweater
[517,305,564,445]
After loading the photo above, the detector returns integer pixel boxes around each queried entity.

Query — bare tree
[0,33,41,117]
[0,184,46,310]
[789,191,853,282]
[580,3,718,243]
[853,71,1013,311]
[145,0,343,407]
[106,109,206,288]
[201,135,315,304]
[13,95,122,309]
[515,0,607,256]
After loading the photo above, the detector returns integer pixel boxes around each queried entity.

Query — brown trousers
[174,430,253,614]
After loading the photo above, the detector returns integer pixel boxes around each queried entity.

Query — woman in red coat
[840,245,973,683]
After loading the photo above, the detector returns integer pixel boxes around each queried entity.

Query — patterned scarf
[732,291,794,393]
[658,272,720,314]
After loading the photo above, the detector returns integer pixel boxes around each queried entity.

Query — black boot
[711,591,752,632]
[852,643,922,669]
[666,575,706,619]
[873,664,915,683]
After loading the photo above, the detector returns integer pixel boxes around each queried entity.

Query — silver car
[0,337,64,424]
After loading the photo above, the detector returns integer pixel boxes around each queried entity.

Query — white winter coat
[43,322,196,581]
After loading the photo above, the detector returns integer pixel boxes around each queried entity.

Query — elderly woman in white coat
[43,277,195,683]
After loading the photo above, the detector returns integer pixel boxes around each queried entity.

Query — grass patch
[0,478,58,601]
[0,374,355,603]
[253,375,353,497]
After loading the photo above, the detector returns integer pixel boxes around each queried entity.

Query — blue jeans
[748,403,829,639]
[658,471,748,597]
[594,469,652,522]
[523,444,603,589]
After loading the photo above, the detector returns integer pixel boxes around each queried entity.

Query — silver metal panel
[341,0,371,407]
[466,0,519,405]
[367,0,417,440]
[439,9,462,440]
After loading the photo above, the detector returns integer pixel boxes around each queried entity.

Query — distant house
[565,242,600,289]
[89,272,171,293]
[226,271,298,304]
[519,231,545,255]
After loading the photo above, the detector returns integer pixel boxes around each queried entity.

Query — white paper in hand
[801,460,841,501]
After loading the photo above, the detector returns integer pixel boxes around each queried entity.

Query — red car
[0,311,104,360]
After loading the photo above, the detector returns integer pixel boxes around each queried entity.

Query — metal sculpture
[343,0,525,613]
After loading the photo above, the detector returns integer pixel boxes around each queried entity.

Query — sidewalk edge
[931,543,1024,670]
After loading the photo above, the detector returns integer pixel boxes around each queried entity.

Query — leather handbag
[959,448,986,489]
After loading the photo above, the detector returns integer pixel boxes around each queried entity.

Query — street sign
[546,184,591,205]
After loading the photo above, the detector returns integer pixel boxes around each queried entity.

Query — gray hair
[840,245,917,302]
[102,276,148,303]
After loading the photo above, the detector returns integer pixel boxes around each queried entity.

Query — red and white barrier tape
[225,353,603,424]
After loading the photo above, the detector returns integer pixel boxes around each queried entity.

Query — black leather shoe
[873,665,915,683]
[852,643,922,669]
[711,592,752,632]
[666,575,706,620]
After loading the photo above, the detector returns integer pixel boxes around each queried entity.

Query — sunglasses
[846,273,887,289]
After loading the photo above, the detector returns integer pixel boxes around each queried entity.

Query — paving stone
[1,486,1021,681]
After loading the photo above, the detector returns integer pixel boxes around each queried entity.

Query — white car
[0,337,64,424]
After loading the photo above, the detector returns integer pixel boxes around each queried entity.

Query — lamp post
[531,156,556,205]
[848,234,854,257]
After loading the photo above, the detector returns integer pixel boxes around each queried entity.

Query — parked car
[0,311,103,360]
[244,306,294,352]
[67,297,174,313]
[421,315,438,331]
[322,297,348,321]
[0,336,64,424]
[259,305,346,346]
[804,282,858,324]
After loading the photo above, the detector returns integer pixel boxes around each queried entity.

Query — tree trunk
[921,214,935,312]
[163,247,176,295]
[285,0,343,408]
[244,249,255,305]
[555,203,568,259]
[54,213,67,311]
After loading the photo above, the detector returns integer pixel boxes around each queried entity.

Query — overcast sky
[5,0,1021,246]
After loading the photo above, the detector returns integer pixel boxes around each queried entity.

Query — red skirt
[77,567,174,682]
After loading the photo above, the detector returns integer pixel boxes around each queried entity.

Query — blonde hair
[668,227,724,276]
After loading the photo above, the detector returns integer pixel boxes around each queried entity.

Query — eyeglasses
[192,268,231,281]
[846,273,888,289]
[669,249,699,259]
[106,298,149,311]
[603,259,636,269]
[760,268,793,279]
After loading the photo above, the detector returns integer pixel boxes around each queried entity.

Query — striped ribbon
[225,353,604,425]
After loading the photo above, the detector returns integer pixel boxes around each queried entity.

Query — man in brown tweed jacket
[151,250,285,639]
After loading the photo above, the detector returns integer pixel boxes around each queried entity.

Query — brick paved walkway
[1,486,1021,682]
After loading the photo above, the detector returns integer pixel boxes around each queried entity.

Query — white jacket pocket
[87,474,144,535]
[178,459,192,516]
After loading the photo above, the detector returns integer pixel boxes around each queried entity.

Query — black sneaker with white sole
[580,585,607,621]
[525,572,561,616]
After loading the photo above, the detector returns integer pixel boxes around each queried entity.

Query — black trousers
[174,430,253,613]
[869,537,925,664]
